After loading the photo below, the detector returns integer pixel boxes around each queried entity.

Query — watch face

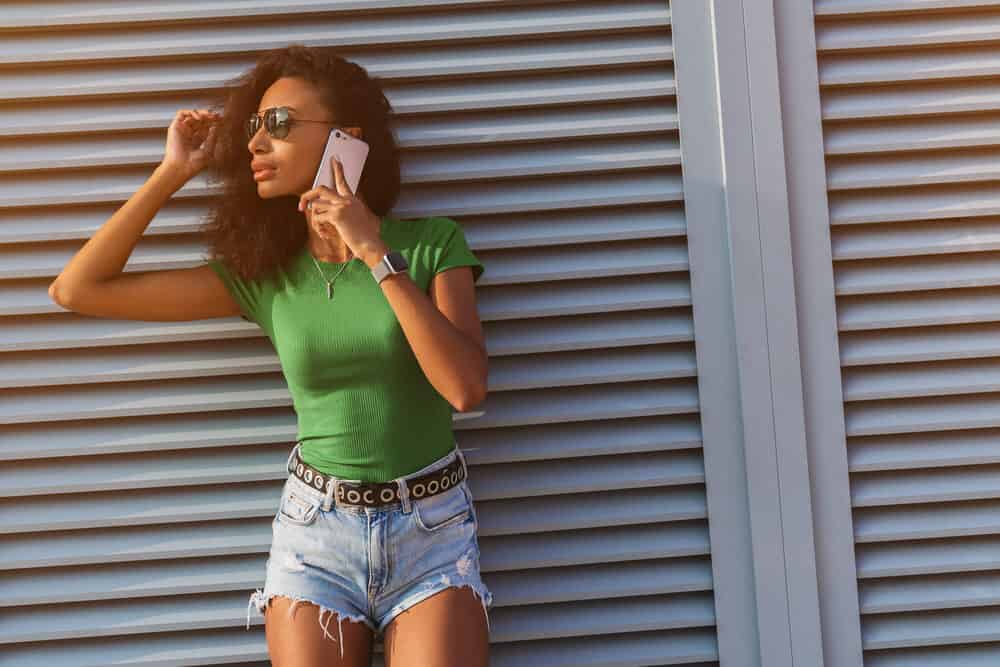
[386,251,408,271]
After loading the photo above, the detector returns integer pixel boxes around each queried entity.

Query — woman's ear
[345,126,363,140]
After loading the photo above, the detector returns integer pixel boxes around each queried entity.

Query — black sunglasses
[246,106,337,140]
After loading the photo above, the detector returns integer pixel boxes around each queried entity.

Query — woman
[48,44,492,666]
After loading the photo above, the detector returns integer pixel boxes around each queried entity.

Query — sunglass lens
[266,108,290,139]
[247,108,291,139]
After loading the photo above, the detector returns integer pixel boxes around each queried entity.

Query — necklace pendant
[327,282,333,299]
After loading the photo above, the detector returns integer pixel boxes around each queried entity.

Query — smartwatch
[371,250,409,284]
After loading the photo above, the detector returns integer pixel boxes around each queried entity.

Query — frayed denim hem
[246,588,377,660]
[378,579,495,635]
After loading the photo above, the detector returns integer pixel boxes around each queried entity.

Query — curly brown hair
[199,44,401,282]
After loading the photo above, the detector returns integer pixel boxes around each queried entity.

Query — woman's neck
[308,237,352,263]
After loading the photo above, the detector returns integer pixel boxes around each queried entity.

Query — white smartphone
[311,128,369,195]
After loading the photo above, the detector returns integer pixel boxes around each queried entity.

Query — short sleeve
[206,258,262,324]
[431,216,485,284]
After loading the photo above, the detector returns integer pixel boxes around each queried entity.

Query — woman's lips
[253,168,276,181]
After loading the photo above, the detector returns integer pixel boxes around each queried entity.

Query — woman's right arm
[48,109,243,322]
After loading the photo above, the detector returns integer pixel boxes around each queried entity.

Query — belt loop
[397,477,411,514]
[454,444,468,479]
[322,476,337,512]
[286,442,300,474]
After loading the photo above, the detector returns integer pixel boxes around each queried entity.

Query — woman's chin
[255,182,282,197]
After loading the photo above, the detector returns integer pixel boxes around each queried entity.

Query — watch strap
[371,250,408,284]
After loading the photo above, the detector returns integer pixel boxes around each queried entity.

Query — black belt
[288,446,467,509]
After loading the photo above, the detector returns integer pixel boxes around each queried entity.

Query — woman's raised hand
[161,109,222,181]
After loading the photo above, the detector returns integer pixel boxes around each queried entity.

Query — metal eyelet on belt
[289,450,467,510]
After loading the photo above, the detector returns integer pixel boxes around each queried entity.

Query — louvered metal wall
[0,1,724,665]
[813,1,1000,664]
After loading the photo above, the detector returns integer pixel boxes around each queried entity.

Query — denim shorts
[245,442,494,659]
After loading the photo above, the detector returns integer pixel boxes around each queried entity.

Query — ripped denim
[245,444,494,659]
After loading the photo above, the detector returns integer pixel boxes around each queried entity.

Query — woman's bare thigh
[264,595,374,667]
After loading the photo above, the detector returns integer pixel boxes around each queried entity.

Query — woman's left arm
[362,244,487,412]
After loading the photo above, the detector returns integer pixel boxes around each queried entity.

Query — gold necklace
[309,249,354,299]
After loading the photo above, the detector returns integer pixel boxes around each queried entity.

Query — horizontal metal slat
[0,374,293,425]
[431,556,714,606]
[866,642,1000,667]
[857,535,1000,578]
[852,465,1000,506]
[0,408,296,461]
[836,252,1000,295]
[837,286,1000,331]
[831,218,1000,261]
[816,10,1000,50]
[476,273,689,322]
[815,1,1000,17]
[503,514,715,567]
[454,594,717,643]
[0,202,200,245]
[444,237,686,285]
[844,392,1000,437]
[829,183,1000,226]
[860,571,1000,613]
[839,322,1000,366]
[849,428,1000,472]
[472,378,701,428]
[2,338,280,389]
[823,79,1000,120]
[862,605,1000,649]
[824,116,1000,156]
[853,498,1000,542]
[842,357,1000,401]
[487,310,694,356]
[0,314,262,353]
[8,239,228,280]
[488,344,698,392]
[3,555,264,608]
[819,44,1000,86]
[828,148,1000,191]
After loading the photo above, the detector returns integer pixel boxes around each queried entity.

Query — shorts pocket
[276,483,320,527]
[413,482,471,532]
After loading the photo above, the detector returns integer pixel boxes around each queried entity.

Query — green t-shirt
[206,214,485,482]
